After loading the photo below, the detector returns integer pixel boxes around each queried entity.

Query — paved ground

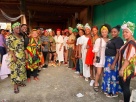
[0,64,136,102]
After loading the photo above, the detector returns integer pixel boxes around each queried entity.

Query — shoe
[42,68,46,70]
[85,78,89,81]
[14,87,19,94]
[74,71,79,74]
[43,64,48,68]
[93,86,99,92]
[106,94,112,98]
[90,80,95,86]
[112,94,118,98]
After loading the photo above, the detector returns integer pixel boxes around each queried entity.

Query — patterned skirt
[101,56,122,94]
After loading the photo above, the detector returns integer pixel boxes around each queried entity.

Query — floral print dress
[6,34,26,84]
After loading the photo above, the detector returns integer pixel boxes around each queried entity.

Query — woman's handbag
[96,38,102,63]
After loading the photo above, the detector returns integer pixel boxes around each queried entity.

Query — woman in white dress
[79,23,91,81]
[54,29,64,66]
[93,24,111,92]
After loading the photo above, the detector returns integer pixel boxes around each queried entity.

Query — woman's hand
[119,69,124,77]
[13,55,17,62]
[93,57,96,63]
[110,63,115,70]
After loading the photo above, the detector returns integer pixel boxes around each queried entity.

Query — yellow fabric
[123,54,136,81]
[101,26,108,32]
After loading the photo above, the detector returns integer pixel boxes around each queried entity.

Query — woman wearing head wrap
[54,29,64,66]
[101,25,124,97]
[26,29,42,82]
[67,27,76,68]
[93,24,110,92]
[6,22,27,93]
[118,21,136,102]
[78,23,91,81]
[48,29,57,67]
[63,29,69,64]
[86,26,99,86]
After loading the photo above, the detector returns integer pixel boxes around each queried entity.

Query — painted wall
[93,0,136,39]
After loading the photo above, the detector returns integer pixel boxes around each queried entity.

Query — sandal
[93,86,99,92]
[14,87,19,94]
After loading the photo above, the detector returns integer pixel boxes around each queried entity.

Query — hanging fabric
[0,9,24,22]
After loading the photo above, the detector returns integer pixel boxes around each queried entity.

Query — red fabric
[56,29,61,32]
[85,39,94,65]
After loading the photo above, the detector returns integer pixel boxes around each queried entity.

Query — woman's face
[92,28,98,36]
[49,31,53,36]
[123,29,133,40]
[56,31,61,35]
[21,25,27,33]
[85,28,91,35]
[13,26,20,34]
[101,29,108,38]
[31,31,38,38]
[44,32,48,36]
[111,28,119,38]
[79,30,84,36]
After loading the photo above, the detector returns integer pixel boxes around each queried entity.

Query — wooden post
[20,0,26,24]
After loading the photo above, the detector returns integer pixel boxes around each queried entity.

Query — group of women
[3,21,136,102]
[67,21,136,102]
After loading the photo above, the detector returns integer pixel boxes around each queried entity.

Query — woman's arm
[111,49,120,70]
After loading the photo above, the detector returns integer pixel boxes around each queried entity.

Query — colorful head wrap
[47,29,52,32]
[101,26,108,32]
[12,22,20,29]
[68,27,73,31]
[84,23,91,30]
[56,28,61,32]
[44,30,47,33]
[76,23,84,29]
[121,21,135,35]
[64,29,69,33]
[72,28,78,33]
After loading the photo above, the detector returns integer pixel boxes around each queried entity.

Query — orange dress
[85,38,94,65]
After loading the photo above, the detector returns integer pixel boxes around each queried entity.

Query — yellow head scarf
[101,26,108,32]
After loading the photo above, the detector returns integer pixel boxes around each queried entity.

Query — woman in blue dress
[102,25,124,97]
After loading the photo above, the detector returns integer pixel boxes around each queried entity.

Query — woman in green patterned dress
[26,29,42,82]
[6,22,27,94]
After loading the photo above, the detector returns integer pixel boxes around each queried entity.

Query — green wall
[93,0,136,39]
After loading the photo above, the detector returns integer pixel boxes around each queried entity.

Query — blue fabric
[101,56,122,94]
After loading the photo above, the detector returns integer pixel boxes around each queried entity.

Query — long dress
[26,38,41,71]
[6,34,26,84]
[85,38,94,65]
[102,37,124,94]
[54,35,64,62]
[79,35,90,78]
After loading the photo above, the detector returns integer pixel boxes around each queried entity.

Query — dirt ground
[0,64,136,102]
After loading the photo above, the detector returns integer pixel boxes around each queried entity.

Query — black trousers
[43,51,48,64]
[27,69,38,78]
[0,47,6,63]
[119,76,132,102]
